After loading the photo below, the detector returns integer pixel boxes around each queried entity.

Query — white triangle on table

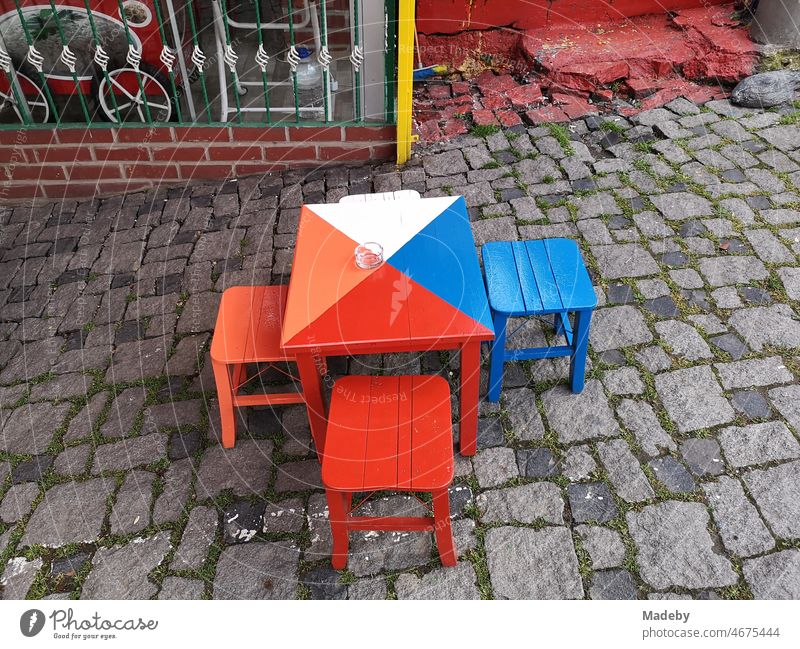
[305,195,459,261]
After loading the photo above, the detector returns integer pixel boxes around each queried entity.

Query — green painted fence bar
[0,0,398,130]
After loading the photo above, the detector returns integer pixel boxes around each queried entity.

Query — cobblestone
[3,94,800,600]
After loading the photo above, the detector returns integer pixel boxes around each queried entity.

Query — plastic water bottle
[295,46,324,120]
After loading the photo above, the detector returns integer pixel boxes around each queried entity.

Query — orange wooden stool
[210,285,305,448]
[321,375,457,570]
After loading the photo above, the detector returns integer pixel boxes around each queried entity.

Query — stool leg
[487,311,508,403]
[553,313,564,337]
[212,359,237,448]
[231,362,246,391]
[432,489,457,567]
[326,490,350,570]
[570,309,593,394]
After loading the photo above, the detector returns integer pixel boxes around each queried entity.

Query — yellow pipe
[396,0,416,165]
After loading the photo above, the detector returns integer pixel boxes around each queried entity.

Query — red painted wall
[416,0,731,34]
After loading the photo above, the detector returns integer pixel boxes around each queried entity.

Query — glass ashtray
[355,242,384,269]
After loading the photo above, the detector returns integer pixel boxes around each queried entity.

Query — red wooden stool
[210,285,305,448]
[321,375,457,570]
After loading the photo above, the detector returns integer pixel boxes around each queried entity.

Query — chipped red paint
[412,5,755,143]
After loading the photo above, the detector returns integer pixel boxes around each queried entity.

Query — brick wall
[0,125,395,202]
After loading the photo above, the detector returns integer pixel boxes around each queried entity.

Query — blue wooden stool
[482,238,597,402]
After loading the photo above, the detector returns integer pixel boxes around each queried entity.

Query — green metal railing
[0,0,398,129]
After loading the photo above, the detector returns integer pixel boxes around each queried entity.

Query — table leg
[459,341,481,456]
[295,352,327,461]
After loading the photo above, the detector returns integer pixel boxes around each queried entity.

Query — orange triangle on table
[281,207,381,346]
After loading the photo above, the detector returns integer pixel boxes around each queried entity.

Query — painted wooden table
[281,195,494,458]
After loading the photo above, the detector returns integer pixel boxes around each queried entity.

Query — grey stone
[517,447,559,478]
[223,500,265,544]
[699,256,768,287]
[476,416,505,449]
[743,460,800,538]
[274,459,322,492]
[348,528,432,577]
[745,229,795,264]
[572,192,622,220]
[477,482,564,525]
[424,150,468,176]
[731,390,773,420]
[0,557,42,600]
[687,314,726,335]
[729,305,800,352]
[732,71,800,108]
[591,244,659,279]
[301,567,347,600]
[262,498,305,534]
[485,526,584,599]
[710,333,748,361]
[472,447,518,488]
[655,320,712,361]
[744,550,800,599]
[597,439,654,503]
[654,366,735,433]
[634,346,672,373]
[64,392,107,442]
[110,470,155,535]
[158,577,206,600]
[712,287,743,309]
[681,438,724,477]
[395,562,480,600]
[152,458,192,524]
[214,542,299,599]
[759,125,800,152]
[348,577,387,600]
[602,367,645,395]
[0,401,71,455]
[616,399,676,458]
[589,306,653,352]
[21,477,115,547]
[541,380,619,442]
[195,440,273,499]
[637,279,670,299]
[777,267,800,301]
[172,506,217,570]
[568,482,618,523]
[648,456,696,493]
[627,501,737,589]
[53,444,90,476]
[577,525,626,570]
[92,433,169,472]
[650,192,713,220]
[703,476,775,557]
[562,446,597,481]
[472,216,516,246]
[761,209,800,225]
[106,336,168,382]
[0,482,39,523]
[715,357,794,390]
[669,268,703,289]
[81,532,171,599]
[503,388,545,440]
[590,569,638,600]
[769,385,800,431]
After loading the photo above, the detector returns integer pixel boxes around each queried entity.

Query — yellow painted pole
[396,0,416,165]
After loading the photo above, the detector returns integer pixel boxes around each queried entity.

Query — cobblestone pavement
[2,96,800,600]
